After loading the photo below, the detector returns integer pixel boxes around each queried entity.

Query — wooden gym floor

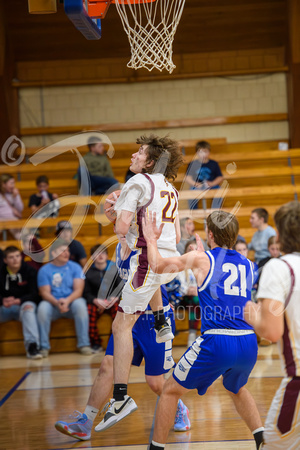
[0,345,281,450]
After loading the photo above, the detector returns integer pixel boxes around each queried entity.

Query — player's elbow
[260,328,282,343]
[115,221,129,236]
[259,322,283,343]
[149,261,163,274]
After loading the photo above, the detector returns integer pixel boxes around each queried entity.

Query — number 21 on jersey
[223,262,247,297]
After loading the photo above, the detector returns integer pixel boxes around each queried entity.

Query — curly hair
[136,134,184,181]
[274,201,300,254]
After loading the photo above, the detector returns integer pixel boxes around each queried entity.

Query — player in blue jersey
[143,211,264,450]
[54,235,190,441]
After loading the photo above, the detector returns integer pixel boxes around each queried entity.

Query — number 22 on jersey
[160,190,177,223]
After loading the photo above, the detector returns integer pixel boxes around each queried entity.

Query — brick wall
[20,71,288,148]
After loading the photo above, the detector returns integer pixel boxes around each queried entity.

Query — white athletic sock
[151,440,165,448]
[84,405,99,422]
[253,427,264,435]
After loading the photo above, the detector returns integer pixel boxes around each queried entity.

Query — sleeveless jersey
[115,242,169,310]
[257,253,300,377]
[198,247,255,332]
[114,173,178,252]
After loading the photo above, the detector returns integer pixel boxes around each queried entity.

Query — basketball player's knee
[161,376,182,398]
[112,313,133,336]
[112,316,121,335]
[98,356,113,380]
[146,375,164,396]
[227,385,245,399]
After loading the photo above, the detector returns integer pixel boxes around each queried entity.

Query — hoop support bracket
[64,0,103,40]
[87,1,112,19]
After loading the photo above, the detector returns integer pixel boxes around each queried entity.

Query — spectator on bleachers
[258,235,280,270]
[55,220,87,268]
[185,141,224,210]
[233,238,259,302]
[248,208,276,264]
[28,175,59,218]
[233,239,249,257]
[79,136,119,195]
[37,238,92,357]
[252,235,280,307]
[21,232,45,271]
[176,217,208,255]
[83,244,123,352]
[0,245,42,359]
[0,174,24,239]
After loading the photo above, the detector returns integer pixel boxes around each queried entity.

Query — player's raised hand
[142,211,164,242]
[195,233,205,252]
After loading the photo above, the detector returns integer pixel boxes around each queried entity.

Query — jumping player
[103,135,184,425]
[143,210,264,450]
[54,235,190,440]
[245,201,300,449]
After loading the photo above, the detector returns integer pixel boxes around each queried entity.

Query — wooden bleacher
[0,138,298,356]
[0,313,120,356]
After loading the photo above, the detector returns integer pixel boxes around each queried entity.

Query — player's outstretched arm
[195,233,205,252]
[142,212,200,274]
[142,211,166,274]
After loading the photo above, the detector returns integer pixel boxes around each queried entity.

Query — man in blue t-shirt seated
[248,208,277,264]
[185,140,224,210]
[37,238,92,357]
[55,220,87,268]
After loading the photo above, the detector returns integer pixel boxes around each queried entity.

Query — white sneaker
[94,395,137,432]
[40,349,49,358]
[155,323,174,343]
[79,346,93,355]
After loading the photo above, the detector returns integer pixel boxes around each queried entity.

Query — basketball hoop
[113,0,186,73]
[64,1,185,70]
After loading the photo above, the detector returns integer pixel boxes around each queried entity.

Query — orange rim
[112,0,156,3]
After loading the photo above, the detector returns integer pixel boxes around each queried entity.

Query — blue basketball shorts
[173,332,258,395]
[106,306,175,376]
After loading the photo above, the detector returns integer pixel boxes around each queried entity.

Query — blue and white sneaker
[174,399,191,432]
[55,411,92,441]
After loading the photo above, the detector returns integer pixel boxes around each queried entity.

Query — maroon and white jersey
[257,253,300,378]
[114,173,178,253]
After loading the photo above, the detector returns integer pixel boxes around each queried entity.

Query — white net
[114,0,186,73]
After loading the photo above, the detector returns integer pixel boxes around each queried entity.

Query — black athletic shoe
[26,343,42,360]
